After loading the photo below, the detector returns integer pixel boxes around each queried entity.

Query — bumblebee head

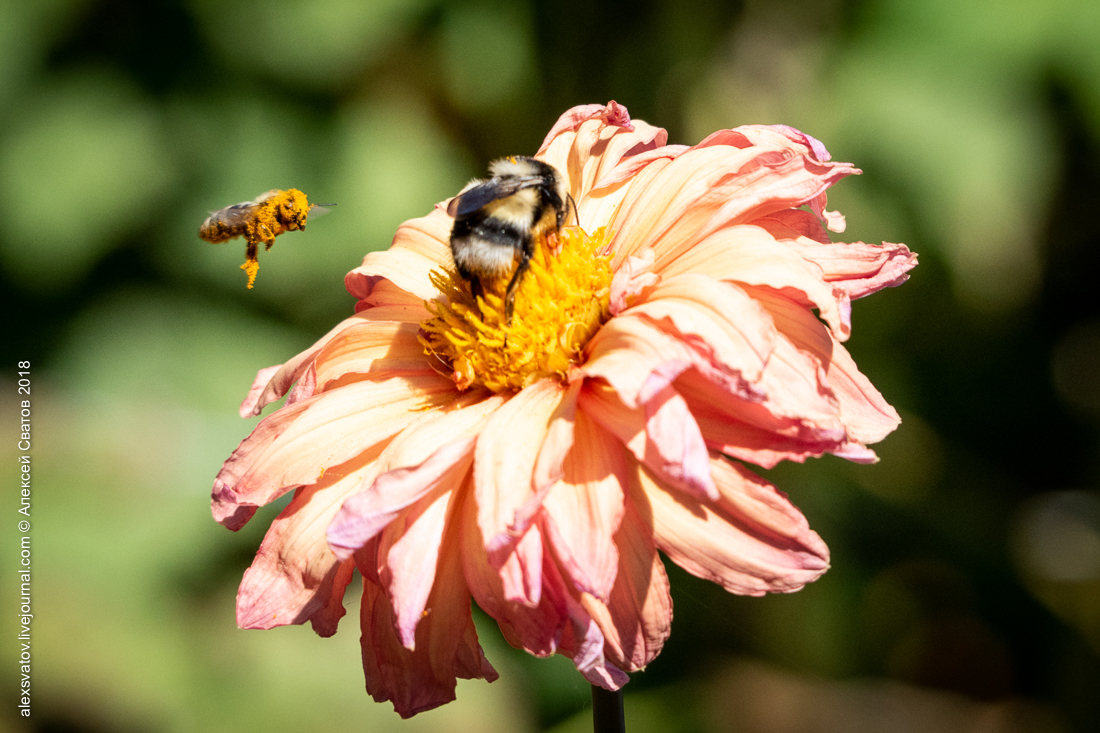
[280,189,310,230]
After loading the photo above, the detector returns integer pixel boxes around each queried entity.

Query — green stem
[591,685,625,733]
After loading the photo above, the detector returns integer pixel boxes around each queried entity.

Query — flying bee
[199,188,335,289]
[447,156,572,319]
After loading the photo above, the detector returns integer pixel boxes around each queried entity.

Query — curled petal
[626,274,778,385]
[327,393,504,558]
[474,379,576,556]
[313,321,434,390]
[461,490,564,657]
[746,286,900,444]
[213,375,456,528]
[634,455,830,595]
[380,485,460,649]
[235,442,388,633]
[608,248,659,316]
[541,412,626,600]
[547,558,630,690]
[608,134,859,267]
[537,102,665,192]
[345,206,455,307]
[240,312,376,418]
[786,239,918,300]
[580,382,717,502]
[657,225,846,338]
[580,489,671,672]
[358,517,497,719]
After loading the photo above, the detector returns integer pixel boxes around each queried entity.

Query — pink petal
[674,356,845,448]
[358,519,497,719]
[750,208,832,243]
[785,239,918,300]
[607,135,859,268]
[460,491,564,657]
[474,379,576,556]
[239,312,373,418]
[680,378,845,468]
[746,286,900,444]
[609,248,660,316]
[634,455,830,595]
[535,101,671,235]
[235,442,389,633]
[327,437,475,560]
[624,273,778,385]
[327,393,505,558]
[380,486,459,649]
[579,382,717,502]
[496,521,544,607]
[580,490,672,672]
[541,412,626,600]
[213,375,456,528]
[537,101,635,152]
[656,225,846,338]
[344,205,454,308]
[546,558,630,690]
[312,321,433,391]
[346,245,446,304]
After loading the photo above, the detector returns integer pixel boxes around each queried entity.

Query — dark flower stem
[591,685,625,733]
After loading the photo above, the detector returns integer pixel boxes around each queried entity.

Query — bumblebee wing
[207,201,261,228]
[307,202,336,219]
[448,177,542,218]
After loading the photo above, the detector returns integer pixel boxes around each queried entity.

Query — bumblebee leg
[504,249,532,323]
[259,224,276,250]
[241,239,260,289]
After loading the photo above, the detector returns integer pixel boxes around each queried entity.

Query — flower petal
[746,286,900,444]
[608,132,859,267]
[656,224,846,338]
[213,375,456,528]
[535,101,672,233]
[358,516,497,719]
[546,558,630,690]
[634,455,830,595]
[580,488,671,672]
[541,412,626,600]
[461,490,564,656]
[345,206,454,307]
[327,393,504,558]
[235,441,388,633]
[625,273,777,384]
[579,382,717,502]
[785,239,918,300]
[380,485,460,649]
[312,321,434,390]
[474,379,576,556]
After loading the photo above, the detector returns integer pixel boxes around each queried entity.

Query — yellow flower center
[420,227,613,393]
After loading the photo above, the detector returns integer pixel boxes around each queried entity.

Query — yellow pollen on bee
[420,227,613,393]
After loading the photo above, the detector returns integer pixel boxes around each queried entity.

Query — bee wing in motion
[307,202,336,219]
[204,201,261,231]
[446,176,545,218]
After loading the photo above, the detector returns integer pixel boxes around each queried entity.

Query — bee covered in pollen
[199,188,334,288]
[447,156,571,319]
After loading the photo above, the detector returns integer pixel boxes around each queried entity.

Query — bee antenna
[567,193,579,226]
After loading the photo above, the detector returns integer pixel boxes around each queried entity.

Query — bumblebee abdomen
[451,214,528,279]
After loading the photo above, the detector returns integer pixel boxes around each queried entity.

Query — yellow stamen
[420,227,612,393]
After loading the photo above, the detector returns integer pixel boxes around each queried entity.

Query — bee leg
[504,249,533,323]
[259,224,276,250]
[241,239,260,289]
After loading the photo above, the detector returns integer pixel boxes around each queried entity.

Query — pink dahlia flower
[212,101,916,718]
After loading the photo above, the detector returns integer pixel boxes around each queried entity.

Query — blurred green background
[3,0,1100,731]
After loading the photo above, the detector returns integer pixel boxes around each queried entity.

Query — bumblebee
[447,156,570,318]
[199,188,334,288]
